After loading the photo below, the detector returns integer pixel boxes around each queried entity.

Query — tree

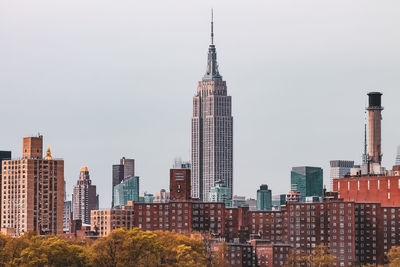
[88,228,127,267]
[211,241,229,267]
[0,233,10,267]
[12,235,88,267]
[283,249,306,267]
[119,228,163,266]
[155,231,209,267]
[387,246,400,267]
[305,245,335,267]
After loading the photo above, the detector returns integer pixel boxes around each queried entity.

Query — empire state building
[191,13,233,201]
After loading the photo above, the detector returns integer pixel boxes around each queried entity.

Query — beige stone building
[90,202,134,237]
[1,135,64,236]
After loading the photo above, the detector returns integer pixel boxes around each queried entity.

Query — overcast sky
[1,0,399,208]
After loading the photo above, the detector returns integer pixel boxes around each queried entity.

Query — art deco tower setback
[72,167,99,224]
[191,12,233,201]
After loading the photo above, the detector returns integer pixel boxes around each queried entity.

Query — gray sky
[1,0,399,208]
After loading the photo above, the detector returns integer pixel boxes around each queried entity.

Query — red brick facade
[169,169,191,202]
[334,176,400,206]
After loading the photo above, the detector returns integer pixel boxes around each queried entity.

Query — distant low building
[154,189,170,203]
[140,193,155,203]
[245,198,257,211]
[395,146,400,166]
[63,200,72,233]
[271,194,286,210]
[329,160,354,190]
[257,185,272,211]
[285,190,301,203]
[209,180,231,207]
[230,195,248,208]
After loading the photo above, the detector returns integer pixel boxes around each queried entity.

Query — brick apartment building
[88,167,400,266]
[250,240,291,267]
[212,241,255,267]
[1,136,64,236]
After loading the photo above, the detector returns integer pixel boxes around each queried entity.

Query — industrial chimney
[367,92,383,166]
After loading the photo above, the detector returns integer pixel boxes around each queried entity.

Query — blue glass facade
[291,166,323,201]
[113,176,139,208]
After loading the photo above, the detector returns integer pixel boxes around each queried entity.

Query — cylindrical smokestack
[366,92,383,165]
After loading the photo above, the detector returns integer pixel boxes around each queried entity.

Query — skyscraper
[1,136,64,236]
[112,157,135,208]
[191,12,233,201]
[257,184,272,211]
[72,167,99,224]
[329,160,354,190]
[291,166,323,201]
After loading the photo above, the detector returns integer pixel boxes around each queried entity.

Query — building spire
[44,146,52,160]
[211,9,214,45]
[203,9,222,81]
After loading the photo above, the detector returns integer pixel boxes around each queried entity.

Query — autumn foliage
[0,228,211,267]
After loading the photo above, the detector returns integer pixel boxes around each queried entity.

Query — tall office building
[191,12,233,201]
[72,167,99,224]
[1,136,64,236]
[291,166,323,201]
[113,176,139,208]
[112,157,135,208]
[329,160,354,190]
[395,146,400,166]
[257,184,272,211]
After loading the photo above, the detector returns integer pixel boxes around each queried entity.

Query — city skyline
[1,1,400,208]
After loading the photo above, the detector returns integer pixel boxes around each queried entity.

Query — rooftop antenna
[363,108,368,164]
[211,8,214,44]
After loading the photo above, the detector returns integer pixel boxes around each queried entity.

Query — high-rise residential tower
[112,157,135,208]
[191,12,233,201]
[72,167,99,224]
[1,136,64,236]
